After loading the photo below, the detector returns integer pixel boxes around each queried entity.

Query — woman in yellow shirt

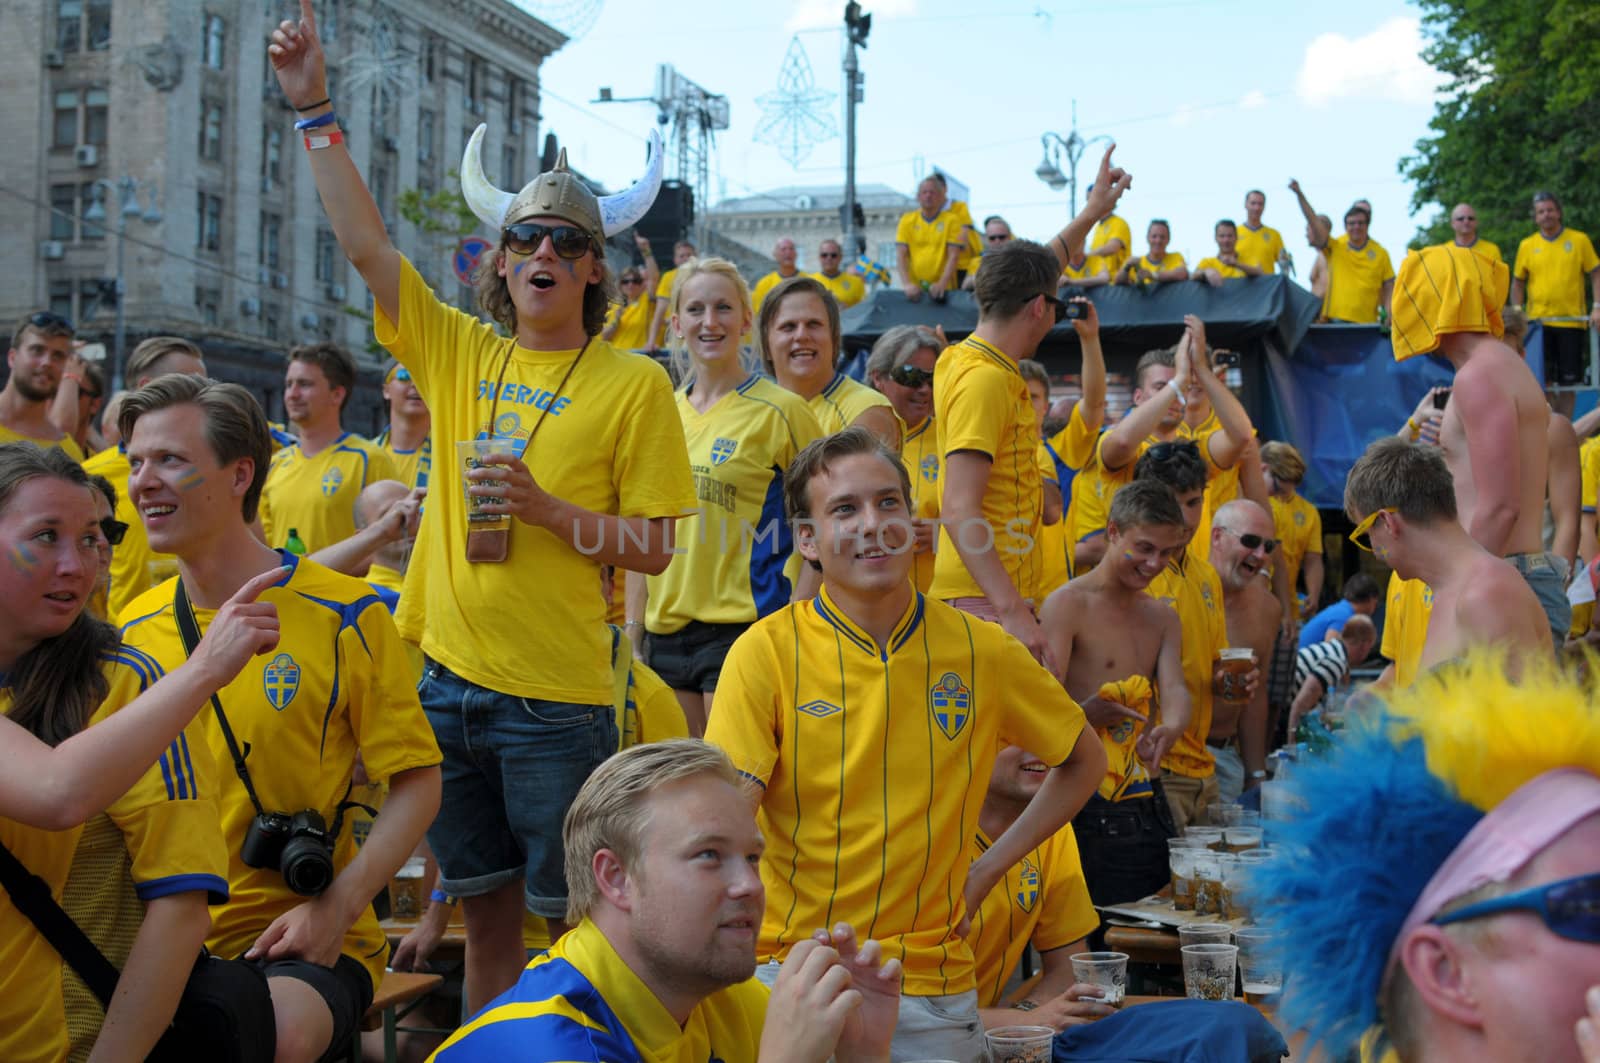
[1117,219,1189,285]
[867,324,946,591]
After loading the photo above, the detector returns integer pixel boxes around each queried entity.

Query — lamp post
[841,2,871,259]
[1034,101,1112,216]
[82,176,162,392]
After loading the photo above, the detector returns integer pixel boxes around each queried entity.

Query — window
[202,14,225,69]
[199,100,224,161]
[466,55,482,112]
[78,278,108,321]
[501,144,517,188]
[507,77,522,126]
[259,212,281,270]
[264,303,281,342]
[372,86,389,138]
[48,281,74,322]
[371,165,389,218]
[321,0,338,43]
[83,88,108,145]
[49,185,76,241]
[86,0,110,49]
[78,182,104,241]
[196,192,222,251]
[53,90,79,148]
[418,109,434,162]
[422,35,437,83]
[315,229,336,283]
[194,286,221,326]
[56,0,82,51]
[262,126,282,188]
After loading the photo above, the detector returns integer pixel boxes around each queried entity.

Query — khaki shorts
[1161,770,1219,831]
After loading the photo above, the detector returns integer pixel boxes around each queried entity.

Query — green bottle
[285,527,307,556]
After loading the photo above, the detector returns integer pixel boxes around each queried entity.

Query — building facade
[708,183,915,281]
[1,0,563,430]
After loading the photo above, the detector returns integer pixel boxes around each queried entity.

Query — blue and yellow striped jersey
[430,918,768,1062]
[260,431,398,553]
[706,587,1087,996]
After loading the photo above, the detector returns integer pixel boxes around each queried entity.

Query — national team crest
[1566,240,1574,253]
[494,411,522,438]
[1293,510,1306,525]
[1202,582,1217,612]
[263,653,300,711]
[320,467,343,496]
[1016,859,1040,913]
[920,454,938,483]
[930,672,971,739]
[710,438,738,466]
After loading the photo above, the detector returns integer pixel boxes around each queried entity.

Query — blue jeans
[1504,551,1571,652]
[419,658,616,918]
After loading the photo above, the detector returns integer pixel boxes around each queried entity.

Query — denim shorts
[645,620,745,692]
[419,658,617,918]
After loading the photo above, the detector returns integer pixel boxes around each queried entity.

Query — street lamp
[84,176,162,392]
[1034,101,1112,216]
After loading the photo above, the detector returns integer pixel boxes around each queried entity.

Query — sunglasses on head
[390,366,411,383]
[1145,440,1200,463]
[28,311,73,331]
[99,516,128,547]
[502,222,593,260]
[1431,871,1600,944]
[1348,507,1397,553]
[1219,527,1278,555]
[890,365,934,388]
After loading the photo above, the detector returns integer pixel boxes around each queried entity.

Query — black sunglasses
[620,275,644,284]
[28,311,73,331]
[502,222,593,260]
[1145,440,1200,462]
[819,251,841,258]
[987,233,1011,242]
[1041,293,1069,323]
[100,516,128,547]
[890,365,934,388]
[1219,526,1278,555]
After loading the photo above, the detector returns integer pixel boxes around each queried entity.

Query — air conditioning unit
[45,50,65,69]
[272,273,289,289]
[299,312,320,329]
[325,283,346,302]
[39,240,65,260]
[240,297,261,316]
[74,144,99,168]
[382,135,398,153]
[257,266,272,284]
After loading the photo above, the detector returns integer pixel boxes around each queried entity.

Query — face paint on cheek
[177,466,206,492]
[512,260,527,278]
[556,257,578,279]
[9,544,38,574]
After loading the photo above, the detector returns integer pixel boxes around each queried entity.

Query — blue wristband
[429,888,455,905]
[294,111,338,131]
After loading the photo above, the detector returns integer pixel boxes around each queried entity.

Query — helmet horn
[597,129,665,238]
[459,124,516,232]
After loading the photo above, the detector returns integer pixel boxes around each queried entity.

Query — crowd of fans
[4,4,1600,1063]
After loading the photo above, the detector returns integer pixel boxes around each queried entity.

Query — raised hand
[268,0,328,110]
[1084,143,1132,218]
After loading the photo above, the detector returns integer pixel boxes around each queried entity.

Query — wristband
[304,131,344,151]
[294,110,339,131]
[1012,999,1040,1012]
[429,889,456,906]
[624,620,644,630]
[295,96,331,113]
[1406,416,1420,438]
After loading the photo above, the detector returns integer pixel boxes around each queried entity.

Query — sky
[519,0,1450,274]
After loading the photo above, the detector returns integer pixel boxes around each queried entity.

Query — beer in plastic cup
[1181,943,1238,1001]
[1235,927,1283,1007]
[457,438,514,533]
[1069,951,1128,1007]
[1178,923,1232,947]
[1217,647,1256,707]
[985,1025,1055,1063]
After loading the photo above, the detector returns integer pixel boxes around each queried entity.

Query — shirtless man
[1345,437,1549,674]
[1040,479,1191,906]
[1395,245,1568,648]
[1206,500,1282,804]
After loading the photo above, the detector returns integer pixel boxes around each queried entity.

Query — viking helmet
[459,123,664,246]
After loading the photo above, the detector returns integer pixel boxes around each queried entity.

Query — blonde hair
[664,257,755,387]
[1260,440,1307,484]
[563,739,743,923]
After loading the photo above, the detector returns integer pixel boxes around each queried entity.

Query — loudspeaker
[637,181,694,263]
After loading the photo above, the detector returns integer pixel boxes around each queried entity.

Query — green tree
[1403,1,1600,254]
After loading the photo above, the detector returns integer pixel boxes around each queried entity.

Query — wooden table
[1103,925,1182,966]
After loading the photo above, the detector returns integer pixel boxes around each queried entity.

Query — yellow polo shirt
[707,587,1085,996]
[1195,256,1250,280]
[930,336,1043,602]
[751,270,801,313]
[1147,552,1227,778]
[374,256,696,704]
[1514,228,1599,326]
[810,270,867,308]
[896,207,966,285]
[1234,223,1284,274]
[1123,252,1186,283]
[1380,573,1433,689]
[1323,235,1395,324]
[260,432,398,553]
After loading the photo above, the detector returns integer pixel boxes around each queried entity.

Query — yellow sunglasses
[1348,507,1397,552]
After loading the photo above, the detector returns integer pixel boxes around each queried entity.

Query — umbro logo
[797,699,843,719]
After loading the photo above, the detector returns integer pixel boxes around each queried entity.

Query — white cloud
[1239,89,1267,110]
[1296,17,1446,107]
[1171,103,1195,127]
[786,0,916,33]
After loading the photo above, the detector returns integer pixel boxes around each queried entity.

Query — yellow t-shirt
[1450,238,1502,265]
[1147,553,1227,778]
[1234,223,1284,274]
[260,432,398,554]
[751,270,801,313]
[1514,228,1600,326]
[1581,436,1600,514]
[1089,214,1133,277]
[373,430,432,493]
[904,416,941,594]
[1270,492,1323,597]
[1174,412,1236,564]
[118,554,443,992]
[1066,434,1143,557]
[968,825,1098,1009]
[646,375,823,634]
[1380,572,1434,689]
[895,207,966,285]
[1195,256,1250,280]
[374,256,696,704]
[930,336,1043,602]
[652,266,680,346]
[83,445,181,620]
[951,200,980,274]
[810,270,867,308]
[1048,408,1100,580]
[431,917,768,1062]
[0,423,85,461]
[605,294,655,351]
[809,371,902,448]
[1124,252,1187,282]
[0,653,227,1063]
[1059,259,1105,285]
[1323,235,1396,324]
[706,588,1086,996]
[608,627,691,749]
[1035,443,1070,598]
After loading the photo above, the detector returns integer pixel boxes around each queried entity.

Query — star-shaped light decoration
[754,37,838,168]
[506,0,603,41]
[342,14,417,104]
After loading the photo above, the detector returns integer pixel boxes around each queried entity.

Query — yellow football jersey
[1147,552,1227,778]
[1125,252,1186,281]
[951,200,980,274]
[1514,228,1600,325]
[706,588,1086,996]
[260,432,398,554]
[1581,436,1600,513]
[608,627,691,749]
[1089,214,1133,277]
[968,825,1098,1008]
[903,416,941,594]
[1234,223,1284,274]
[1064,433,1146,559]
[118,553,442,992]
[84,444,181,620]
[1195,256,1250,280]
[647,375,823,634]
[1270,491,1322,597]
[0,653,226,1063]
[1380,572,1434,689]
[809,371,902,448]
[895,207,966,285]
[1323,235,1395,324]
[1453,237,1502,264]
[373,430,432,493]
[930,336,1044,602]
[1035,443,1069,598]
[375,257,696,705]
[1060,259,1106,285]
[751,270,799,313]
[606,294,654,351]
[652,266,680,346]
[810,270,867,308]
[0,423,84,461]
[1173,412,1236,564]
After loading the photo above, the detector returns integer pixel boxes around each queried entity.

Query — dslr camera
[240,809,336,896]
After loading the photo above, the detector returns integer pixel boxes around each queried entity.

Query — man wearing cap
[270,0,696,1012]
[1254,659,1600,1063]
[1390,242,1569,649]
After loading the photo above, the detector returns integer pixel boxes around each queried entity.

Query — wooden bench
[359,970,444,1063]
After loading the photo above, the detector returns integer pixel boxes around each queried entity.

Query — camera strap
[175,578,270,820]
